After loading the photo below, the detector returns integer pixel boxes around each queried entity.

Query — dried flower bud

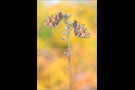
[61,37,65,40]
[65,40,68,43]
[67,48,70,51]
[64,27,67,30]
[62,32,66,35]
[64,52,67,56]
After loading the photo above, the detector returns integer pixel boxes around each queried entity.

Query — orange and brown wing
[44,12,63,28]
[73,20,90,38]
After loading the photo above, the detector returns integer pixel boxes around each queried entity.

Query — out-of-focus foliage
[37,0,97,90]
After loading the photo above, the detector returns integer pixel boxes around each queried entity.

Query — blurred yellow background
[37,0,97,90]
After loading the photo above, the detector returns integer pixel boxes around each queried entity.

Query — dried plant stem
[68,50,72,90]
[67,34,72,90]
[63,14,73,90]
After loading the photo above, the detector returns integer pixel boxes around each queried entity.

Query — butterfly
[44,11,63,28]
[73,20,91,38]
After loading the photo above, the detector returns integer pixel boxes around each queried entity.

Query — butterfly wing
[44,12,63,28]
[73,20,90,38]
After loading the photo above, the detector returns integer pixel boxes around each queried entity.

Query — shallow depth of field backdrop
[37,0,97,90]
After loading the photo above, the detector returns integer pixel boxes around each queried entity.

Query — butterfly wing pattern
[73,20,91,38]
[44,11,64,28]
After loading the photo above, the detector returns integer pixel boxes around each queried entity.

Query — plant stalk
[63,14,72,90]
